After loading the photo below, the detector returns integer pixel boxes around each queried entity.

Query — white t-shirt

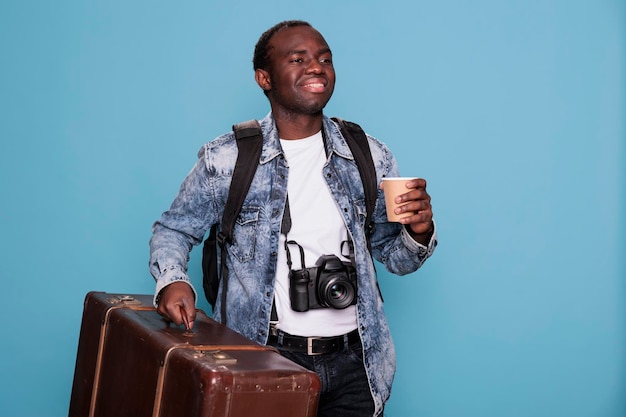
[275,131,358,337]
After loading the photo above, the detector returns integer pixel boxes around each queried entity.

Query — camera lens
[330,283,348,301]
[321,277,355,309]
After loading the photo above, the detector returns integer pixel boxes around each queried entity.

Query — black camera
[289,254,358,312]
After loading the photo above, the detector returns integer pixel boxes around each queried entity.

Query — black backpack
[202,118,377,316]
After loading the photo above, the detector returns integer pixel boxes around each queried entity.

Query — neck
[273,112,324,140]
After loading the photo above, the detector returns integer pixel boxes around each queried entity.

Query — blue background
[1,1,624,416]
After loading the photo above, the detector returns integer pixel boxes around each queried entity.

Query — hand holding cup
[381,177,434,241]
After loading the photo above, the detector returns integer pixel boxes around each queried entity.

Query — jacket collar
[257,113,355,165]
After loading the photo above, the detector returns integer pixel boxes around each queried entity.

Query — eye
[319,54,333,64]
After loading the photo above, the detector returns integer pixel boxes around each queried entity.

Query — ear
[255,68,271,92]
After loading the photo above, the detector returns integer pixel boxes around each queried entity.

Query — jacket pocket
[230,207,260,262]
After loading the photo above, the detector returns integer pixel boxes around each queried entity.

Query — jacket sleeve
[148,150,216,304]
[367,136,438,275]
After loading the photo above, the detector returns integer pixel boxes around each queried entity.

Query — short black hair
[253,20,312,71]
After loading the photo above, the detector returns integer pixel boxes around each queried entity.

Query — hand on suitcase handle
[180,306,192,331]
[156,281,196,330]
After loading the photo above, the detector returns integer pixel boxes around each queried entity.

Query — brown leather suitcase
[69,291,320,417]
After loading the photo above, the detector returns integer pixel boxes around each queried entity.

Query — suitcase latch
[194,350,238,365]
[107,295,143,305]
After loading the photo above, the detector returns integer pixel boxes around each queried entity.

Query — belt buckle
[307,337,323,356]
[269,321,279,337]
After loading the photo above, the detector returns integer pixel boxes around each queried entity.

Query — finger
[156,305,172,322]
[399,208,433,231]
[393,200,427,217]
[396,201,433,223]
[399,210,432,226]
[406,178,427,190]
[396,189,431,207]
[156,299,174,322]
[165,303,185,326]
[179,306,191,330]
[167,298,195,328]
[180,299,197,330]
[401,210,433,225]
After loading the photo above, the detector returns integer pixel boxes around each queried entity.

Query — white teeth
[305,83,324,88]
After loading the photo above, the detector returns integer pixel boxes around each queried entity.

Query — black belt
[268,329,360,356]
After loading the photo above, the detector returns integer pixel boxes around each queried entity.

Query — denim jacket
[149,113,437,415]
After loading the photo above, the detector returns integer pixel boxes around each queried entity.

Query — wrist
[406,222,434,245]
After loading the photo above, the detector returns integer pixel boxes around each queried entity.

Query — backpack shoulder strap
[202,119,262,317]
[331,117,377,241]
[219,119,263,244]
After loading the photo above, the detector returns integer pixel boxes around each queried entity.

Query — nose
[305,60,323,74]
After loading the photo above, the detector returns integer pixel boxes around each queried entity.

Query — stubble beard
[268,81,334,118]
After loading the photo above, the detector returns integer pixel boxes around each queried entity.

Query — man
[149,20,437,417]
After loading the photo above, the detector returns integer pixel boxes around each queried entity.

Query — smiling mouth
[302,80,327,93]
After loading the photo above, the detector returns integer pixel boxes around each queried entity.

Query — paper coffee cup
[381,177,417,222]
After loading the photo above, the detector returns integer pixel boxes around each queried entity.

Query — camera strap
[281,196,292,235]
[268,198,293,327]
[281,197,306,273]
[282,195,357,272]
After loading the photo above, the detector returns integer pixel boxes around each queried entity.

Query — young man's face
[257,25,336,116]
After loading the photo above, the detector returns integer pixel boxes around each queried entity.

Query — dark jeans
[274,337,377,417]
